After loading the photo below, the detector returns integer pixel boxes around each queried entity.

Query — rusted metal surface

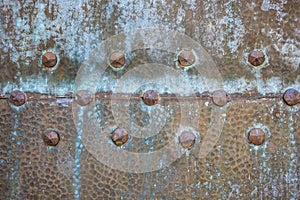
[283,88,300,106]
[9,90,26,107]
[0,97,299,199]
[0,0,299,199]
[75,90,93,106]
[42,52,58,68]
[177,50,196,68]
[178,130,196,150]
[109,52,126,69]
[42,130,60,147]
[248,50,266,67]
[247,128,266,146]
[110,128,129,147]
[0,0,299,94]
[212,89,230,107]
[142,90,160,106]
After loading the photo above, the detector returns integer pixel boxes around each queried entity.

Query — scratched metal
[0,0,299,199]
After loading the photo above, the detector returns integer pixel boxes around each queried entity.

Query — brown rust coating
[109,52,126,69]
[212,90,229,107]
[142,90,160,106]
[283,88,300,106]
[9,90,26,106]
[42,130,60,146]
[178,131,196,149]
[0,1,299,91]
[247,128,266,146]
[177,50,195,67]
[248,51,265,67]
[75,90,93,106]
[0,0,300,199]
[0,98,299,199]
[111,128,128,146]
[42,52,57,68]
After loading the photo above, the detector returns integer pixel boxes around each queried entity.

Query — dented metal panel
[0,0,299,199]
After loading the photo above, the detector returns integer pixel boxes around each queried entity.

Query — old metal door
[0,1,299,199]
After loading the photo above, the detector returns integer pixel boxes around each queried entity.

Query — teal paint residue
[72,109,83,200]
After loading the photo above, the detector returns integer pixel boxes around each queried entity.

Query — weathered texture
[109,52,126,69]
[177,50,196,68]
[283,88,300,106]
[0,0,299,199]
[9,90,26,107]
[142,90,160,106]
[42,52,57,68]
[0,0,299,95]
[178,130,196,149]
[42,130,60,147]
[110,128,129,146]
[248,50,266,67]
[0,97,299,199]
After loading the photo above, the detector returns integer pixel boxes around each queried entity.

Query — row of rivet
[107,126,266,148]
[41,49,265,70]
[7,50,297,149]
[108,50,266,69]
[40,126,266,148]
[110,128,197,149]
[7,88,300,107]
[108,50,196,70]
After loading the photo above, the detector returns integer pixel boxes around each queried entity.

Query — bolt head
[109,52,126,69]
[42,52,57,68]
[75,90,93,106]
[212,90,229,107]
[111,128,128,146]
[177,50,195,68]
[142,90,160,106]
[248,128,266,146]
[248,51,265,67]
[283,88,299,106]
[42,130,60,146]
[9,90,26,106]
[179,131,196,149]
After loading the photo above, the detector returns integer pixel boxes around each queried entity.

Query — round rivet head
[248,51,265,67]
[75,90,93,106]
[142,90,160,106]
[212,90,229,107]
[9,90,26,106]
[179,131,196,149]
[247,128,266,146]
[111,128,128,146]
[283,88,300,106]
[177,50,195,68]
[42,130,60,146]
[42,52,57,68]
[109,52,126,69]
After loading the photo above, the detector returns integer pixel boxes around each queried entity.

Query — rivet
[248,50,265,67]
[9,90,26,106]
[42,52,57,68]
[283,88,300,106]
[179,131,196,149]
[42,130,60,146]
[142,90,160,106]
[111,128,128,146]
[247,128,266,146]
[177,50,195,68]
[212,90,229,107]
[75,90,93,106]
[109,52,126,69]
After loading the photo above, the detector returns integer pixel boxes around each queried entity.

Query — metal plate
[0,0,299,199]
